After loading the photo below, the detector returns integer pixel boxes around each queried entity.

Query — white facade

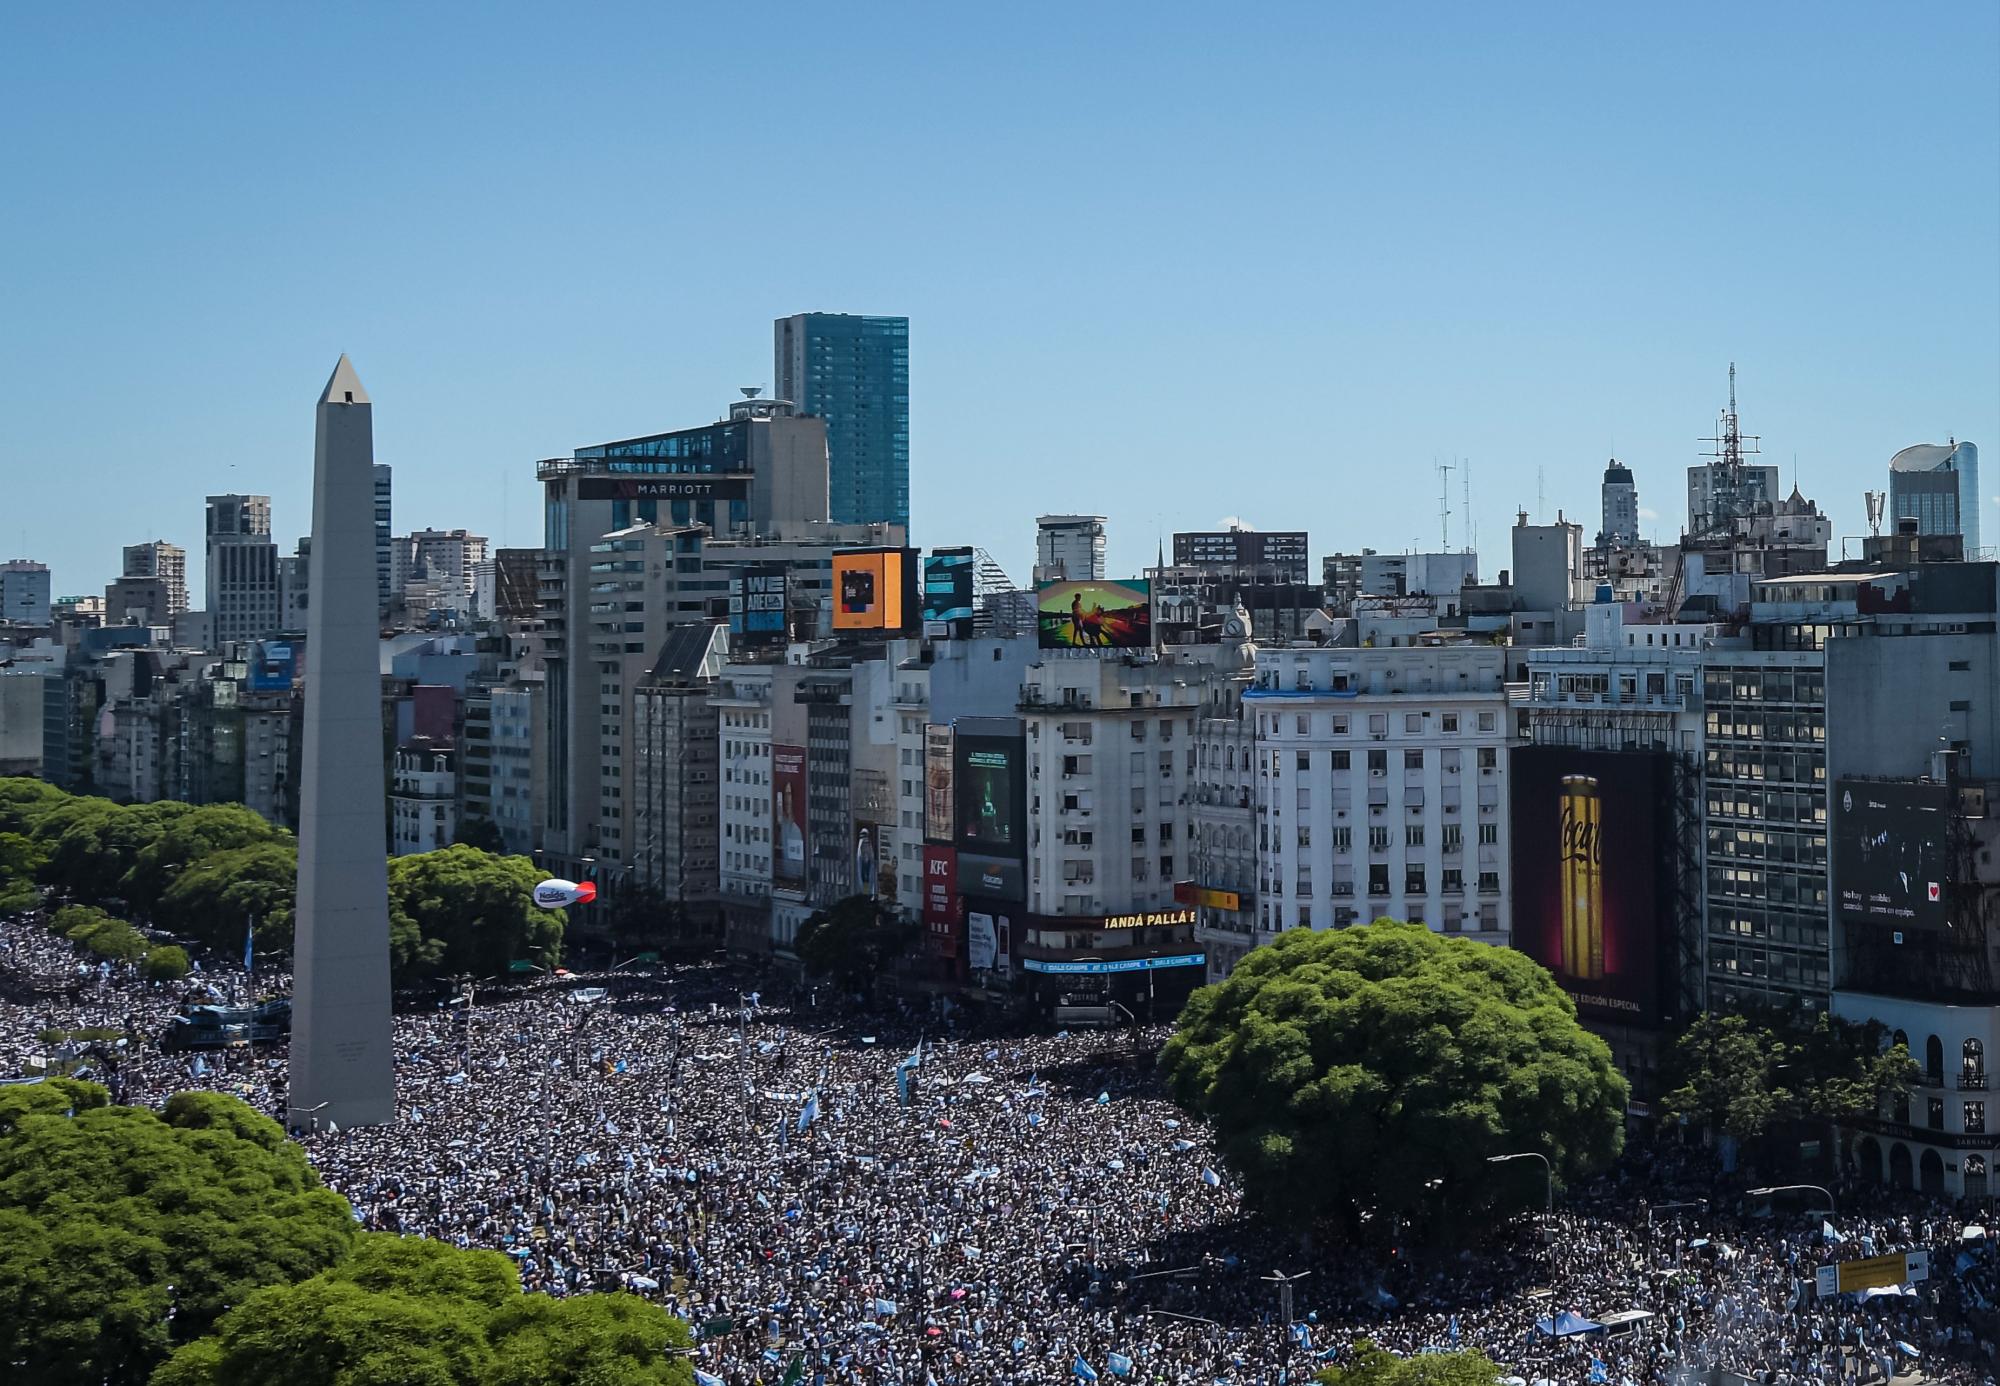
[716,664,776,909]
[390,740,457,856]
[489,686,538,856]
[1247,644,1514,946]
[1021,654,1213,920]
[123,542,189,617]
[1832,990,1996,1201]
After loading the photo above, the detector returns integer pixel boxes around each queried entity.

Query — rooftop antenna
[1462,457,1474,555]
[1865,490,1886,537]
[1437,459,1455,551]
[1536,466,1546,521]
[1698,361,1761,532]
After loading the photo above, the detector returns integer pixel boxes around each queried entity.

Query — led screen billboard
[922,549,975,638]
[923,725,955,843]
[1509,746,1673,1027]
[832,548,914,632]
[246,641,297,691]
[727,564,788,645]
[955,734,1023,855]
[1036,579,1153,650]
[773,744,808,890]
[1836,779,1954,931]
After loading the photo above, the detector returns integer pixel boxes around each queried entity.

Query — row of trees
[0,778,563,983]
[0,1079,693,1385]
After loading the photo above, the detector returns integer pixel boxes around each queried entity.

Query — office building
[373,464,392,613]
[392,528,488,616]
[1599,458,1639,546]
[630,622,727,919]
[123,541,189,617]
[1035,515,1107,583]
[1323,550,1478,613]
[775,312,909,528]
[1,560,54,627]
[205,494,280,644]
[1890,440,1980,555]
[1687,462,1780,538]
[103,576,171,629]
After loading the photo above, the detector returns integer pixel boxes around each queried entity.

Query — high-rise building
[1035,515,1106,583]
[123,541,188,616]
[373,464,393,613]
[205,494,280,645]
[775,312,909,527]
[0,560,53,627]
[1890,440,1980,555]
[392,529,488,616]
[1599,458,1639,546]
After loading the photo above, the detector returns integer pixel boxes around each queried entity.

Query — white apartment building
[489,686,539,856]
[715,663,776,928]
[1248,644,1514,946]
[1034,515,1107,583]
[390,738,457,855]
[1191,672,1258,981]
[1021,653,1215,920]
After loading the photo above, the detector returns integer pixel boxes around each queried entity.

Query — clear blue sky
[3,3,1995,595]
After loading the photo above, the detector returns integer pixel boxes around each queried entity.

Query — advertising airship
[532,878,597,910]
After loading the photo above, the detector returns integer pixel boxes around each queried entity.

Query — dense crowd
[3,914,1996,1386]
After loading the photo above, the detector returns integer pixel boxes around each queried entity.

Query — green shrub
[144,946,190,982]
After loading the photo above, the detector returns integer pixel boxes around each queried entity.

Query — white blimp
[532,878,598,910]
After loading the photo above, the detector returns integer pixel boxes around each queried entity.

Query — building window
[1441,713,1459,733]
[1968,1101,1987,1134]
[1368,826,1391,852]
[1331,750,1350,770]
[1404,713,1422,733]
[1368,714,1388,735]
[1367,863,1390,896]
[1331,827,1351,852]
[1405,824,1424,847]
[1928,1097,1945,1130]
[1368,750,1387,775]
[1404,749,1424,770]
[1478,712,1496,732]
[1296,752,1310,772]
[1478,823,1498,845]
[1477,748,1497,770]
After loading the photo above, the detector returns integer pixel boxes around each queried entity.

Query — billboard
[967,912,998,971]
[1037,578,1153,650]
[576,476,749,501]
[921,846,962,953]
[832,548,914,632]
[773,744,808,890]
[955,733,1024,855]
[923,724,955,843]
[246,641,297,691]
[727,564,788,645]
[955,853,1024,901]
[922,549,976,638]
[1509,746,1672,1027]
[1837,779,1954,931]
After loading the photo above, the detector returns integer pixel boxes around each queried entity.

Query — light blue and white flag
[1201,1168,1222,1187]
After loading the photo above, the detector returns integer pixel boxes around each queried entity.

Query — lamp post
[1748,1184,1836,1216]
[1262,1269,1311,1372]
[1487,1151,1554,1217]
[289,1100,330,1137]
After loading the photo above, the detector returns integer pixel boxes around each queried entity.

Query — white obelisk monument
[290,356,395,1129]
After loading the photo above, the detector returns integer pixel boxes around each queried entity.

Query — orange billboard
[832,548,911,632]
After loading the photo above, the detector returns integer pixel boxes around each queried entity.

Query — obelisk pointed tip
[319,355,370,406]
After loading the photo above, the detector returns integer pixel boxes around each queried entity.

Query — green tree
[0,776,69,836]
[0,830,46,912]
[796,894,913,986]
[39,800,191,905]
[1660,1012,1918,1145]
[152,1234,694,1386]
[0,1090,356,1385]
[56,904,150,964]
[1161,921,1628,1234]
[144,946,191,982]
[452,815,505,853]
[154,840,298,956]
[386,845,563,984]
[121,804,289,919]
[1317,1341,1502,1386]
[0,1076,111,1136]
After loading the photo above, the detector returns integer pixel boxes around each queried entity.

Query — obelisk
[290,356,395,1129]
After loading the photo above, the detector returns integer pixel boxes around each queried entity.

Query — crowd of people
[3,913,1997,1386]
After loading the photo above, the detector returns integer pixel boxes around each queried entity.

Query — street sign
[1816,1249,1929,1298]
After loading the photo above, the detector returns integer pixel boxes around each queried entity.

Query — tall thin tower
[290,357,396,1130]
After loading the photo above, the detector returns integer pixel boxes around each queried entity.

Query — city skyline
[2,4,1995,593]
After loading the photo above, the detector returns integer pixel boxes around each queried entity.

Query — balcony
[1960,1072,1989,1092]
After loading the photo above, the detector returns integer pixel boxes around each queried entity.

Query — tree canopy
[155,840,298,956]
[121,804,290,919]
[151,1233,694,1386]
[1317,1341,1501,1386]
[1161,921,1628,1233]
[386,845,563,981]
[1659,1012,1918,1143]
[796,894,914,986]
[0,1087,357,1385]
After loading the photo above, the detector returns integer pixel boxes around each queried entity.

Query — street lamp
[288,1100,330,1137]
[1262,1269,1312,1366]
[1646,1198,1709,1233]
[1487,1151,1554,1216]
[1748,1184,1836,1216]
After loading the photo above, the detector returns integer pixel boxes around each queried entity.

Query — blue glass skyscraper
[775,312,909,528]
